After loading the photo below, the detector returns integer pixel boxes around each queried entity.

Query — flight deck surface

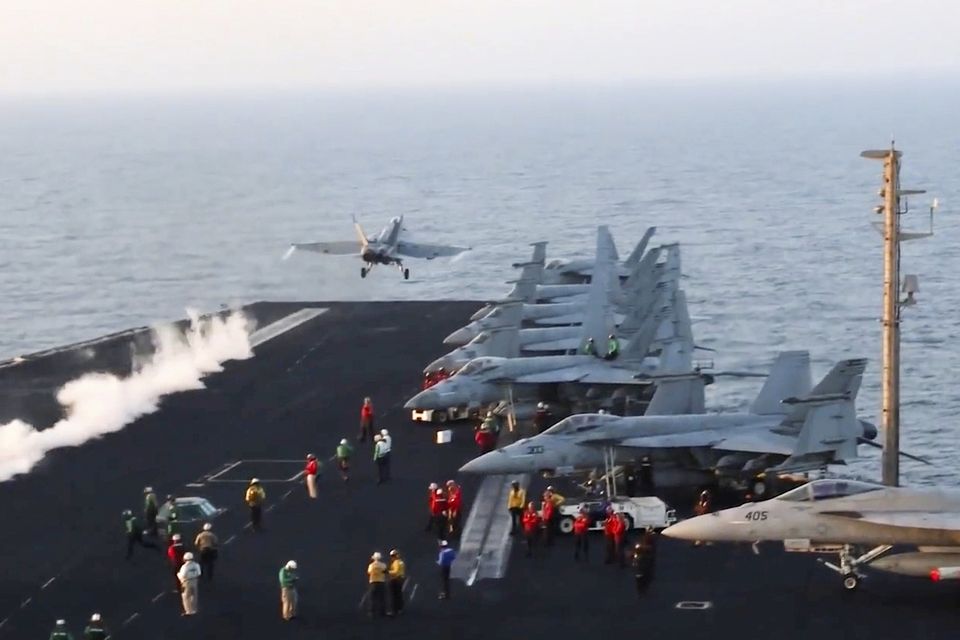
[0,301,955,640]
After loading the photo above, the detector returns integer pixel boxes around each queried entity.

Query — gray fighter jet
[458,353,876,490]
[284,215,469,279]
[539,227,657,285]
[444,241,681,346]
[662,476,948,591]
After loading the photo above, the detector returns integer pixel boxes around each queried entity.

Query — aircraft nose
[459,449,519,474]
[661,514,719,541]
[443,327,475,346]
[424,356,449,374]
[404,389,440,410]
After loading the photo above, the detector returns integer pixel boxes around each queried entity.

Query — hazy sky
[2,0,958,95]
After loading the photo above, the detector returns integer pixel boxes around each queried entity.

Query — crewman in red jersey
[304,454,318,499]
[573,508,591,561]
[429,488,448,540]
[166,533,185,593]
[521,502,542,558]
[603,508,617,565]
[445,480,462,537]
[359,397,375,442]
[541,497,556,548]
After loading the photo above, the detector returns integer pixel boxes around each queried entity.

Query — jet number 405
[744,510,768,521]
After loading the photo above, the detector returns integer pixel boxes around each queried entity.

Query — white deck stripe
[41,577,56,590]
[122,612,139,626]
[248,309,327,348]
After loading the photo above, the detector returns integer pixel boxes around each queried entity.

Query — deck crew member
[166,509,180,540]
[693,489,712,546]
[304,454,319,498]
[82,613,107,640]
[359,397,375,442]
[123,509,158,559]
[379,429,393,480]
[245,478,266,531]
[429,487,448,538]
[533,402,551,433]
[49,619,73,640]
[387,549,406,616]
[279,560,299,621]
[541,498,557,548]
[604,334,620,360]
[446,480,462,536]
[581,337,597,356]
[336,438,353,482]
[507,481,526,535]
[612,512,628,567]
[373,434,389,485]
[367,552,388,617]
[437,540,457,600]
[426,483,440,532]
[143,487,159,537]
[194,523,219,581]
[522,502,542,558]
[573,508,591,561]
[177,552,201,616]
[167,534,186,593]
[603,508,617,565]
[543,487,565,544]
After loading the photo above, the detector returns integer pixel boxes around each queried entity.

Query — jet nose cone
[443,327,475,346]
[662,515,715,541]
[404,390,438,410]
[458,453,494,474]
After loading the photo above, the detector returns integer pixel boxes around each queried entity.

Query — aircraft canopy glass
[776,479,883,502]
[456,358,497,376]
[543,413,620,435]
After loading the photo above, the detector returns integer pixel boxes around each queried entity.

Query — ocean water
[1,79,958,484]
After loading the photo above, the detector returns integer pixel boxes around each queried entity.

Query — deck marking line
[151,592,165,603]
[41,577,56,590]
[224,535,237,545]
[409,583,418,602]
[249,308,328,348]
[122,612,139,626]
[19,597,31,609]
[675,601,713,610]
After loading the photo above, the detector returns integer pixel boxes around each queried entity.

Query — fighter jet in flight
[662,475,946,592]
[284,215,469,279]
[458,353,876,491]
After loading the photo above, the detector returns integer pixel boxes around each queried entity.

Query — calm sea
[1,78,958,483]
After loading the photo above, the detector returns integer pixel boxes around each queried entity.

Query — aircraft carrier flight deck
[0,301,956,640]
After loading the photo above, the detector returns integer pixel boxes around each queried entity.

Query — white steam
[0,311,254,482]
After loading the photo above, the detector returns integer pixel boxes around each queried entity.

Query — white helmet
[183,552,194,561]
[381,429,389,436]
[203,523,212,531]
[144,486,153,493]
[598,409,607,415]
[429,482,438,490]
[172,534,182,541]
[56,620,66,626]
[90,613,101,622]
[374,434,381,441]
[340,438,348,445]
[372,552,382,560]
[286,560,297,570]
[537,402,545,409]
[251,478,260,484]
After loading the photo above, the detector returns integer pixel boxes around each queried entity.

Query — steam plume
[0,311,253,482]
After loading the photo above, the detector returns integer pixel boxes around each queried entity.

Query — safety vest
[368,561,386,583]
[245,485,265,506]
[195,531,218,550]
[178,561,201,584]
[337,443,352,459]
[279,567,298,588]
[507,488,526,510]
[388,558,406,580]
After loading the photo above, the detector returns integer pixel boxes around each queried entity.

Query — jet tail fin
[782,358,867,424]
[749,351,812,415]
[645,375,706,415]
[352,215,369,250]
[507,242,546,302]
[624,227,656,268]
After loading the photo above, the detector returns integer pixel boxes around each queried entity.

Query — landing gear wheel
[403,268,410,280]
[559,516,575,534]
[842,574,859,591]
[361,267,368,278]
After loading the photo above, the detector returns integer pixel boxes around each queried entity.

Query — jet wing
[289,241,359,255]
[821,511,960,531]
[609,429,796,455]
[512,367,643,385]
[396,241,469,260]
[522,337,580,353]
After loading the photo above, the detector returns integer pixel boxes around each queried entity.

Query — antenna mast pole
[861,143,904,487]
